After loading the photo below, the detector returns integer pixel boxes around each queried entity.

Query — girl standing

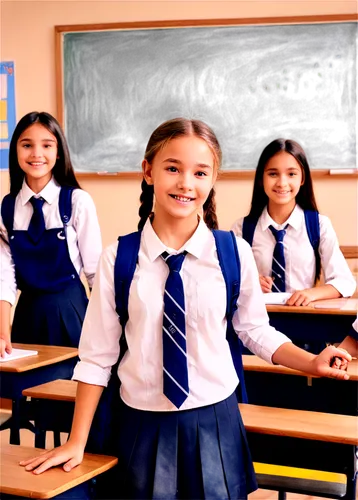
[20,119,350,500]
[232,139,356,306]
[0,112,102,353]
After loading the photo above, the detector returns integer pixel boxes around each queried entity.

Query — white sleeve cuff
[326,277,357,298]
[72,360,112,387]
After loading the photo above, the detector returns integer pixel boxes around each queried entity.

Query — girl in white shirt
[231,139,356,306]
[20,119,351,500]
[0,112,102,354]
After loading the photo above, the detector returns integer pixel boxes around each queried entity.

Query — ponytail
[203,188,218,230]
[138,179,154,230]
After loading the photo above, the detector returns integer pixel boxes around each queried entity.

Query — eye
[166,166,178,173]
[195,171,207,177]
[22,144,31,148]
[268,172,277,177]
[289,172,297,177]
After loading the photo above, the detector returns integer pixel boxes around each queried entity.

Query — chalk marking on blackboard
[329,169,356,175]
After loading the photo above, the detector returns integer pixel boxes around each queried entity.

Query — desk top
[0,344,78,373]
[239,403,358,445]
[242,355,358,381]
[0,442,117,499]
[266,298,358,315]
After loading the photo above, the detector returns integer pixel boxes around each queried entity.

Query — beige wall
[1,0,357,248]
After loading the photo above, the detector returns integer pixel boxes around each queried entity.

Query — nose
[177,172,194,191]
[30,145,43,158]
[276,174,288,187]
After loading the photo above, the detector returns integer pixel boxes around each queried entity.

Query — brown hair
[138,118,221,230]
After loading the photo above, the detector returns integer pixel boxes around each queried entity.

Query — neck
[25,175,52,194]
[151,210,199,250]
[267,200,296,225]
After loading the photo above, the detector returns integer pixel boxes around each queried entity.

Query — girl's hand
[330,349,349,371]
[0,337,12,358]
[310,345,352,380]
[19,440,84,475]
[286,288,318,306]
[259,276,273,293]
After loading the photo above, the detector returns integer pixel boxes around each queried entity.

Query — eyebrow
[163,158,212,169]
[19,138,57,143]
[265,166,300,171]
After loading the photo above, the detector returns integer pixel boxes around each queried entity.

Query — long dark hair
[9,111,81,196]
[138,118,221,231]
[248,138,321,282]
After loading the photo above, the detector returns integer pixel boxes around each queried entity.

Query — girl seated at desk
[231,139,356,306]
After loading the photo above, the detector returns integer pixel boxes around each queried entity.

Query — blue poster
[0,62,16,170]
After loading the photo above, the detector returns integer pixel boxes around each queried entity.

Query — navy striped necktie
[162,251,189,408]
[28,197,46,243]
[269,225,288,292]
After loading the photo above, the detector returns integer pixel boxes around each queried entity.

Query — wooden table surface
[266,298,358,316]
[242,355,358,381]
[0,344,78,373]
[23,379,78,401]
[239,403,358,446]
[0,442,117,499]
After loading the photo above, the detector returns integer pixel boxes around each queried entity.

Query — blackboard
[56,17,357,175]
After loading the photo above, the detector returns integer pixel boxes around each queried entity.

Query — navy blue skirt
[11,281,88,347]
[111,392,257,500]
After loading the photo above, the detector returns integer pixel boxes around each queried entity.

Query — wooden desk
[266,298,357,351]
[239,403,358,500]
[0,344,78,445]
[0,442,117,499]
[242,354,358,421]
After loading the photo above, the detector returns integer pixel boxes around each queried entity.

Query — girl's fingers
[20,450,50,467]
[63,458,80,472]
[325,368,349,380]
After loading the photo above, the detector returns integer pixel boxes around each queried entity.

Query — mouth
[27,162,46,167]
[170,194,195,203]
[274,190,291,195]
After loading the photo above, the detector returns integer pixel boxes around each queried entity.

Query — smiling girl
[0,112,102,355]
[20,120,351,500]
[232,139,355,306]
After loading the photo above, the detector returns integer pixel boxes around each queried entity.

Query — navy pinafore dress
[1,186,88,347]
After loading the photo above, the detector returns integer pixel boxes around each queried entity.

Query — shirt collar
[260,204,303,231]
[143,216,210,262]
[19,177,60,206]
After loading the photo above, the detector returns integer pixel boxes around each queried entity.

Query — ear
[142,160,153,185]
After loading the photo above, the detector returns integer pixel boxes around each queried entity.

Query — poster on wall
[0,61,16,170]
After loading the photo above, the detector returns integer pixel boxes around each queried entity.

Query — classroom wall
[1,0,357,249]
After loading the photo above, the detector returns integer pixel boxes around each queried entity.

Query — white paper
[0,348,38,362]
[263,292,292,305]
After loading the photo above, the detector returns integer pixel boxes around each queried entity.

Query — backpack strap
[212,229,248,403]
[242,216,258,247]
[1,194,16,237]
[304,209,320,280]
[304,209,320,252]
[59,186,75,226]
[114,231,142,331]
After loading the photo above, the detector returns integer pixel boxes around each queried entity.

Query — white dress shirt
[231,205,356,297]
[0,177,102,304]
[73,218,291,412]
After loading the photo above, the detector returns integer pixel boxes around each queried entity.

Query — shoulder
[317,213,335,234]
[230,216,244,236]
[98,241,119,272]
[71,188,95,207]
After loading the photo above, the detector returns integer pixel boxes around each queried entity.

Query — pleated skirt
[111,392,257,500]
[11,281,88,347]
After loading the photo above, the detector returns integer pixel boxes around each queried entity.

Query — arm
[233,238,351,379]
[20,243,122,473]
[20,382,104,473]
[73,190,102,288]
[0,301,12,356]
[286,283,341,306]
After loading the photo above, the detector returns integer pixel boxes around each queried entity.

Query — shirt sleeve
[72,242,122,386]
[230,217,243,237]
[72,190,102,288]
[318,216,356,297]
[232,237,291,363]
[0,212,17,305]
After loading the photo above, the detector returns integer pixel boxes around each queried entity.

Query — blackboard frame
[55,14,358,179]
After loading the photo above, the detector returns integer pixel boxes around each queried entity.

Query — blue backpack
[242,209,320,279]
[86,229,247,460]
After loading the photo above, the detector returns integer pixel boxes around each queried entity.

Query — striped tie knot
[269,225,286,243]
[162,251,187,273]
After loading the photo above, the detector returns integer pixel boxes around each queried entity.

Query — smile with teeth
[274,190,291,194]
[28,162,46,166]
[170,194,194,202]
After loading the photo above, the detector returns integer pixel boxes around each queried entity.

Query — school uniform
[73,218,292,499]
[0,177,102,347]
[231,205,356,296]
